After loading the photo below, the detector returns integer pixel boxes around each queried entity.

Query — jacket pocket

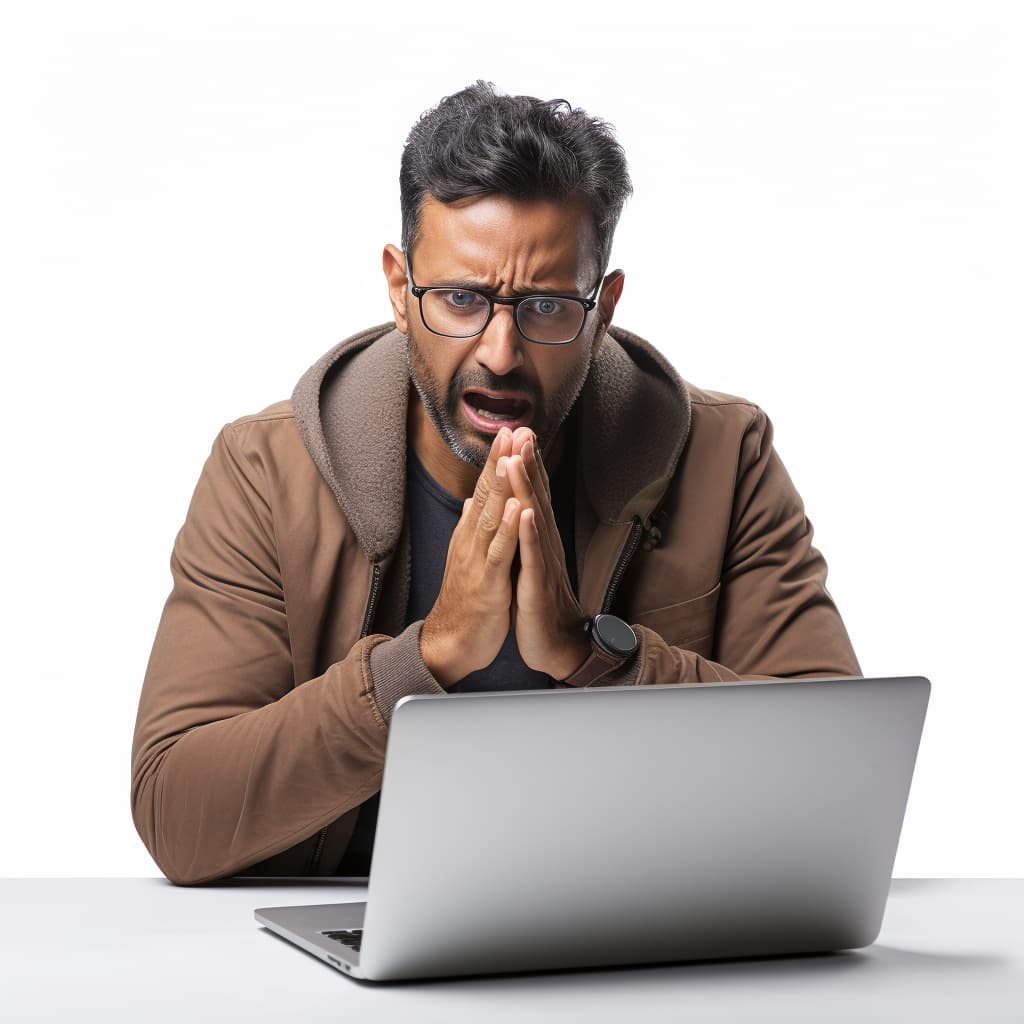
[630,582,721,654]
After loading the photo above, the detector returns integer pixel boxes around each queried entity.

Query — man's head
[384,81,632,469]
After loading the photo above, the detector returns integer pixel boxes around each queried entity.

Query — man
[131,81,861,886]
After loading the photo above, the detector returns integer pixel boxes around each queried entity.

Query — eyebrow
[438,278,585,298]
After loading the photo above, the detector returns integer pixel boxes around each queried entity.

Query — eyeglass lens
[420,289,586,344]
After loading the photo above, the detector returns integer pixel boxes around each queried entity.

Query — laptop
[255,674,929,981]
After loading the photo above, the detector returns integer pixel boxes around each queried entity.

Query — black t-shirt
[335,418,578,874]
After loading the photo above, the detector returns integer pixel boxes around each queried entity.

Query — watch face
[592,614,638,658]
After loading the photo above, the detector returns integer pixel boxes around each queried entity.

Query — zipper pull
[640,508,666,552]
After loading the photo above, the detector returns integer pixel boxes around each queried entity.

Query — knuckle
[472,481,493,510]
[477,506,500,533]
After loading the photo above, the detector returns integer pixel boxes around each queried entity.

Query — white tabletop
[1,879,1021,1022]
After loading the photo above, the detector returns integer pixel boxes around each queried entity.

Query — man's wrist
[419,620,464,689]
[548,632,591,682]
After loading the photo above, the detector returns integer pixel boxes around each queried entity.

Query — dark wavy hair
[399,80,632,284]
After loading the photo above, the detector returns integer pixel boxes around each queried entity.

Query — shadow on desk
[177,877,952,891]
[163,876,371,888]
[256,926,1008,990]
[888,878,947,893]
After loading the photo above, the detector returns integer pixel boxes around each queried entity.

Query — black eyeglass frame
[405,251,602,346]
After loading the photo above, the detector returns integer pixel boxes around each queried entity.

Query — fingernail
[496,456,507,478]
[523,440,534,460]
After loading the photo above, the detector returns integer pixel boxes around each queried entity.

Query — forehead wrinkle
[418,242,582,294]
[473,238,580,294]
[416,194,596,295]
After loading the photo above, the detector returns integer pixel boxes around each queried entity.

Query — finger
[473,454,514,553]
[510,429,551,500]
[517,506,545,571]
[441,497,476,578]
[451,495,473,532]
[506,453,565,578]
[504,451,538,508]
[510,426,536,458]
[519,508,584,624]
[520,440,563,567]
[491,425,514,462]
[485,497,522,575]
[466,428,514,529]
[495,426,514,466]
[511,429,547,488]
[448,496,475,556]
[523,437,553,504]
[503,453,547,548]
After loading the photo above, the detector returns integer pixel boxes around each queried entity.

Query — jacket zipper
[307,562,383,875]
[599,500,666,613]
[600,516,645,614]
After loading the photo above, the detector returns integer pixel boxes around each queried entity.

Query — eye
[526,297,566,317]
[444,289,485,310]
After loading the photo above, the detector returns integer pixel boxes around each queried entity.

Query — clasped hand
[419,426,590,688]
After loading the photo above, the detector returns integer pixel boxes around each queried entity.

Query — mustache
[450,371,539,404]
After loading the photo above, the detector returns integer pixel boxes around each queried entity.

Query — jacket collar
[291,323,692,563]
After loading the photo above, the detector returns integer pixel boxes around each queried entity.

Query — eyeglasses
[405,252,601,345]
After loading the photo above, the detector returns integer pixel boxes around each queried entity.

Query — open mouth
[461,390,535,433]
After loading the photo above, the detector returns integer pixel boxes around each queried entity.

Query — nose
[472,305,526,377]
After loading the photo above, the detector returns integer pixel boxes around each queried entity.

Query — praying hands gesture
[419,426,590,688]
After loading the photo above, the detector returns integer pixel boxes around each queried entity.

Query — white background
[1,1,1020,877]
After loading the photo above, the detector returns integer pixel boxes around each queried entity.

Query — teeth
[473,406,518,421]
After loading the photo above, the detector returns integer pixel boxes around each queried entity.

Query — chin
[449,436,488,468]
[440,419,489,468]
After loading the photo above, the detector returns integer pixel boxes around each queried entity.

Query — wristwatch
[561,614,639,687]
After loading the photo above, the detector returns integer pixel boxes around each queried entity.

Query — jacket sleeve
[130,423,440,886]
[600,406,862,687]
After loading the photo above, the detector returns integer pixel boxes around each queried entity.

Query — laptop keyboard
[323,928,363,953]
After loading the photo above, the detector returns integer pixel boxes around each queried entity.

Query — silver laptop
[255,675,929,981]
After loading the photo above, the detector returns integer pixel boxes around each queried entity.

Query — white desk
[1,879,1021,1021]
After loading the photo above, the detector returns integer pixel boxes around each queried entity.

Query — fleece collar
[291,323,692,563]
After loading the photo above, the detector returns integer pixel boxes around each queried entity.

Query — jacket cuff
[604,656,643,686]
[368,619,447,722]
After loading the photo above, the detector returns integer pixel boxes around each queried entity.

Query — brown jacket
[131,322,862,885]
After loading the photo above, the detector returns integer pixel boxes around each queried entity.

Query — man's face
[398,193,606,467]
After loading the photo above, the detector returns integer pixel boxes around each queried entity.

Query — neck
[408,396,566,501]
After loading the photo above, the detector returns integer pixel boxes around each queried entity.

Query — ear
[593,269,625,347]
[382,243,410,333]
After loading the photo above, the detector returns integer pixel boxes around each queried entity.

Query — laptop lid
[354,675,929,980]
